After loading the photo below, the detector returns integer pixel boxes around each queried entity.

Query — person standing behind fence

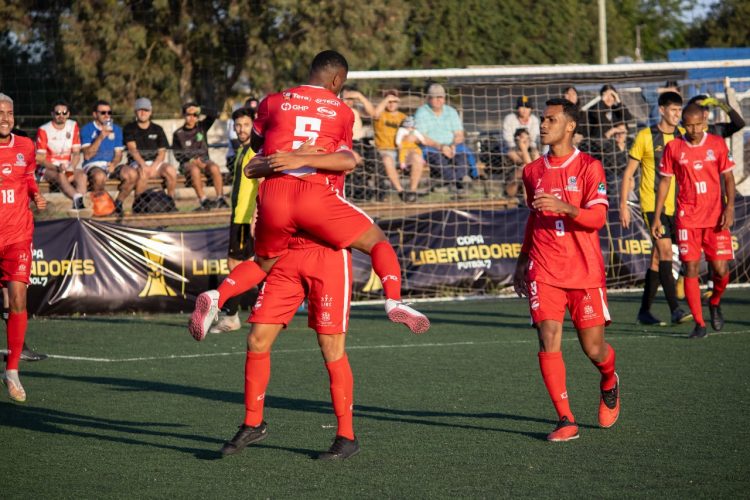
[81,100,134,217]
[210,107,260,334]
[0,93,48,402]
[35,100,88,211]
[620,91,692,327]
[124,97,177,202]
[173,102,227,211]
[415,83,469,194]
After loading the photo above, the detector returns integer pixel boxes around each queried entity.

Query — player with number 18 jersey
[0,134,37,256]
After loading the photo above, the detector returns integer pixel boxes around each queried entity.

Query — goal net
[344,61,750,300]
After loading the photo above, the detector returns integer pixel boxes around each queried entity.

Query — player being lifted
[189,50,429,339]
[0,93,48,402]
[652,103,735,339]
[513,98,619,442]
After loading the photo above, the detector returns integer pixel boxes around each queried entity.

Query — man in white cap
[414,83,469,194]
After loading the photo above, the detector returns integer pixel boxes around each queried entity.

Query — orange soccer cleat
[598,373,620,428]
[547,416,579,442]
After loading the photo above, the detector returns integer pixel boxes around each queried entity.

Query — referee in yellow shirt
[619,91,692,326]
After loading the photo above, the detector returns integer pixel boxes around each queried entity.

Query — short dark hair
[93,99,110,112]
[600,84,617,96]
[563,86,577,94]
[182,101,199,114]
[687,94,709,107]
[513,128,530,139]
[658,91,683,108]
[310,50,348,75]
[244,96,259,110]
[545,97,579,124]
[682,102,704,120]
[52,99,69,110]
[232,107,254,122]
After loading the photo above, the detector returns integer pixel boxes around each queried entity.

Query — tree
[687,0,750,48]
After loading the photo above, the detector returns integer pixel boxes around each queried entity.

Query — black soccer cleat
[688,324,708,339]
[21,345,48,362]
[709,305,724,331]
[670,308,693,325]
[636,311,666,326]
[219,421,268,457]
[317,436,361,461]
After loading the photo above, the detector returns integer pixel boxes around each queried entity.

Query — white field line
[40,329,750,363]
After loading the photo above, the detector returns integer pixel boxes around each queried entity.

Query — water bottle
[105,119,114,140]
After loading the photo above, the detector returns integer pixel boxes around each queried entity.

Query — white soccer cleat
[385,299,430,334]
[3,370,26,403]
[209,312,242,334]
[189,290,220,341]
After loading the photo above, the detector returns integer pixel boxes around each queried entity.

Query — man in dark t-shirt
[172,102,227,210]
[123,97,177,198]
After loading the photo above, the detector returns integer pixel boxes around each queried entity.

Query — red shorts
[254,175,373,259]
[0,241,33,285]
[249,244,353,334]
[676,226,733,262]
[528,280,611,330]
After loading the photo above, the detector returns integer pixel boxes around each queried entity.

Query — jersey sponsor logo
[284,91,311,102]
[315,98,340,106]
[706,149,716,161]
[280,102,309,112]
[321,294,333,308]
[530,298,540,310]
[381,274,400,284]
[316,106,337,118]
[679,152,688,165]
[565,176,579,192]
[2,166,11,175]
[693,161,703,170]
[185,140,192,147]
[148,134,157,140]
[679,245,688,255]
[597,182,606,195]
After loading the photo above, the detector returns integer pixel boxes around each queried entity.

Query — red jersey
[253,85,354,184]
[522,149,608,289]
[35,120,81,170]
[659,133,734,229]
[0,134,37,246]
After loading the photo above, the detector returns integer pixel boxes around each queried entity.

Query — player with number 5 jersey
[188,51,429,342]
[513,98,619,442]
[653,102,736,338]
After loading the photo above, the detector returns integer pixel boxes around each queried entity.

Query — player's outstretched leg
[385,299,430,334]
[188,290,219,341]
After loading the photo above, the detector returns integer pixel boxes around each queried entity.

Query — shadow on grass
[0,401,222,455]
[24,371,590,443]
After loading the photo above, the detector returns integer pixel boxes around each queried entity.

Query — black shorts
[228,222,254,261]
[643,211,676,242]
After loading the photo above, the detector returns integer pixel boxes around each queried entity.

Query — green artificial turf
[2,290,749,498]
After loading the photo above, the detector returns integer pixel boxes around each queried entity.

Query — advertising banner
[28,197,749,315]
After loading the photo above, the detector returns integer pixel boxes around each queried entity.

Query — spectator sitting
[124,97,177,204]
[414,83,470,194]
[81,100,134,216]
[502,95,540,152]
[504,128,540,199]
[562,87,585,146]
[342,88,381,201]
[587,84,632,141]
[172,101,227,210]
[35,100,88,211]
[394,116,426,202]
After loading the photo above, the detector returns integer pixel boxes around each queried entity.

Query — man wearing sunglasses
[35,100,88,212]
[81,100,135,216]
[172,102,227,210]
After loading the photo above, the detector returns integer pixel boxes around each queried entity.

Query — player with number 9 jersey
[522,148,609,291]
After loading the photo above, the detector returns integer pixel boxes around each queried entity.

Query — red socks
[370,241,402,301]
[684,276,705,327]
[6,312,27,371]
[325,355,355,440]
[709,273,730,306]
[594,344,617,391]
[538,351,574,422]
[244,351,271,427]
[218,260,267,309]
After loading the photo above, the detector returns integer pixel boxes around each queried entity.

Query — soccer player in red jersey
[0,93,47,402]
[513,98,619,442]
[189,50,429,339]
[652,103,735,338]
[218,232,360,460]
